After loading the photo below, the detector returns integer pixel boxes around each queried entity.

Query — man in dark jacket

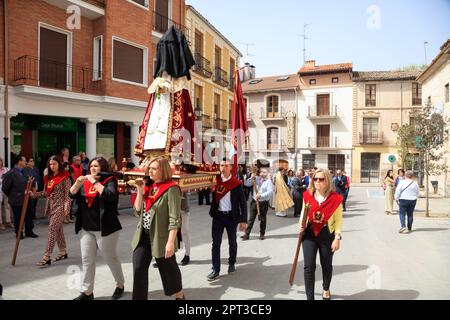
[334,169,348,211]
[207,158,248,281]
[1,154,38,238]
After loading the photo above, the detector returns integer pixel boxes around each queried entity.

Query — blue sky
[186,0,450,77]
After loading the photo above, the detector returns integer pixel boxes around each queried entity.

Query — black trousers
[212,212,237,273]
[245,200,269,236]
[11,204,34,235]
[302,225,335,300]
[293,191,304,217]
[132,230,182,300]
[198,189,211,205]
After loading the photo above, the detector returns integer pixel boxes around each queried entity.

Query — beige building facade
[242,74,299,170]
[417,39,450,197]
[352,71,422,183]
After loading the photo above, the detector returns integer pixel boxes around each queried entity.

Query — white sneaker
[398,227,407,234]
[275,212,287,217]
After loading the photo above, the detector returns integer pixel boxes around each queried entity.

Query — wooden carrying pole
[289,203,310,286]
[11,177,34,266]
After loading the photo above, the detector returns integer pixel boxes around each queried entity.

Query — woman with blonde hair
[299,168,343,300]
[131,157,185,300]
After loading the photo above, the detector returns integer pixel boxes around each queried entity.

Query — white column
[83,118,102,160]
[0,111,6,162]
[129,121,140,166]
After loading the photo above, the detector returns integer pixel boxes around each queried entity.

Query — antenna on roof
[239,42,255,63]
[300,24,310,65]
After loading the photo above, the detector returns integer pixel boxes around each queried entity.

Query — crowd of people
[3,148,424,301]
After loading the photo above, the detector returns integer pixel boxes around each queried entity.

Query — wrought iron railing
[308,104,338,118]
[13,55,103,93]
[193,53,212,78]
[153,10,190,42]
[359,132,384,144]
[213,66,229,87]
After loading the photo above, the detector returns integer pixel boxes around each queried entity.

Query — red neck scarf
[214,175,242,204]
[83,176,114,208]
[144,181,178,212]
[44,171,70,196]
[303,191,343,236]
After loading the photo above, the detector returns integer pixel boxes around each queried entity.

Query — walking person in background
[79,152,90,175]
[274,168,293,217]
[179,192,191,266]
[0,157,13,230]
[2,155,38,239]
[24,157,42,221]
[70,156,125,300]
[300,168,343,300]
[242,167,273,240]
[31,156,72,267]
[395,171,420,234]
[384,170,395,215]
[343,171,351,208]
[395,169,405,188]
[287,169,295,190]
[291,169,308,218]
[131,157,185,300]
[333,170,348,211]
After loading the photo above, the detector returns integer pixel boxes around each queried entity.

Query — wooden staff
[289,203,310,286]
[11,177,34,266]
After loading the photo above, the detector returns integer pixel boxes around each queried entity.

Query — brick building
[0,0,185,170]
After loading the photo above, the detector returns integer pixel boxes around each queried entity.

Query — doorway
[361,153,380,183]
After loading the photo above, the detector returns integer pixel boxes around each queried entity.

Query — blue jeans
[398,199,417,229]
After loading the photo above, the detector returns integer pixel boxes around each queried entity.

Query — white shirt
[218,174,233,212]
[395,179,420,201]
[244,176,274,201]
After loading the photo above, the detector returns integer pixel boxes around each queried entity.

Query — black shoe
[259,234,266,240]
[207,270,220,281]
[228,265,236,273]
[25,232,38,238]
[74,292,94,300]
[241,234,249,241]
[180,255,190,266]
[111,287,124,300]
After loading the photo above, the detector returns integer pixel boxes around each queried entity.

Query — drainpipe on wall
[3,0,9,167]
[295,86,299,171]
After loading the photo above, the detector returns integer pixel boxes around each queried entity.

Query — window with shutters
[328,155,345,173]
[317,125,330,147]
[112,37,148,86]
[93,35,103,81]
[412,82,422,106]
[365,84,376,106]
[267,128,280,150]
[266,95,279,117]
[316,94,330,116]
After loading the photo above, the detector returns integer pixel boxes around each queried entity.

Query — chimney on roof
[240,62,256,82]
[304,60,316,68]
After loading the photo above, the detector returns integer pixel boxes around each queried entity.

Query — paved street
[0,186,449,300]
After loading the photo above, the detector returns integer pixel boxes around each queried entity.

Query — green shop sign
[37,118,77,131]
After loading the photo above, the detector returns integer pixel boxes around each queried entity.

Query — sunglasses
[313,177,326,182]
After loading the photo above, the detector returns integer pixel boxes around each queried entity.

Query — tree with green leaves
[397,100,447,217]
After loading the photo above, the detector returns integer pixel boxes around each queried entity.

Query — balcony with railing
[260,106,285,121]
[308,136,341,149]
[13,55,103,94]
[202,115,212,129]
[359,132,384,144]
[265,140,287,152]
[152,11,190,42]
[193,53,212,78]
[213,118,228,132]
[213,67,229,87]
[307,105,339,120]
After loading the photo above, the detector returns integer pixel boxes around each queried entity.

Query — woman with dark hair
[384,170,395,215]
[131,156,185,300]
[69,156,125,300]
[31,155,72,267]
[300,168,343,300]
